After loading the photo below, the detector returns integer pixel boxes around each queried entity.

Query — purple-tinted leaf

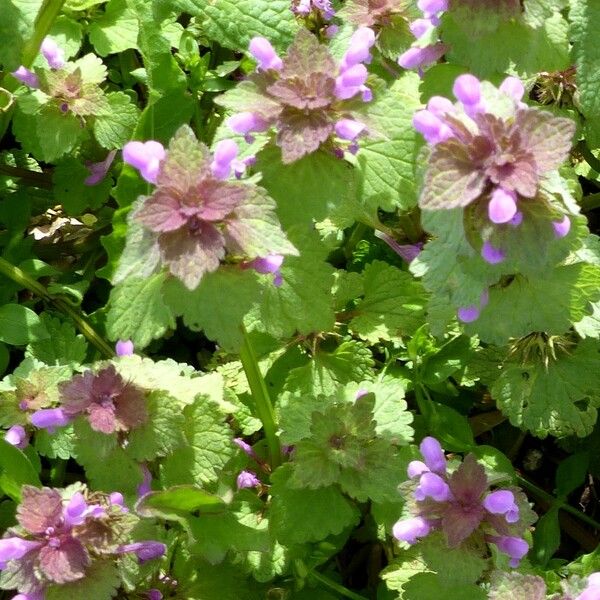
[340,0,402,26]
[198,180,248,221]
[280,29,337,82]
[38,537,89,583]
[87,403,117,434]
[448,454,488,504]
[159,223,226,290]
[514,109,576,173]
[277,109,334,163]
[135,192,188,233]
[441,501,485,547]
[113,384,148,432]
[17,487,63,535]
[420,140,487,209]
[59,371,95,417]
[268,72,335,111]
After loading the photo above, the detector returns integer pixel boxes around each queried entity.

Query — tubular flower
[291,0,335,20]
[394,437,534,567]
[218,28,375,163]
[415,74,576,264]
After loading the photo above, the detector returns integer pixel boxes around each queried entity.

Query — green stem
[239,325,281,468]
[517,475,600,531]
[0,164,52,189]
[0,256,114,358]
[22,0,67,68]
[578,140,600,175]
[581,192,600,212]
[309,570,369,600]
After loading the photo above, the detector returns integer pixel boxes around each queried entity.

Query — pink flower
[117,541,166,563]
[249,37,283,71]
[84,151,117,186]
[122,140,166,184]
[12,67,39,88]
[40,38,65,69]
[392,516,432,545]
[236,470,261,489]
[4,426,28,449]
[115,339,134,356]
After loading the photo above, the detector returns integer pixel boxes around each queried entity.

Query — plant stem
[0,256,114,358]
[581,192,600,212]
[239,325,281,468]
[517,475,600,531]
[577,140,600,175]
[309,570,370,600]
[0,164,52,189]
[22,0,67,68]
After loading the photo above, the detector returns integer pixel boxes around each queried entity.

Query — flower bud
[483,490,519,523]
[12,66,39,88]
[407,460,429,478]
[30,408,70,432]
[341,27,376,69]
[398,43,447,70]
[419,436,446,474]
[481,241,506,264]
[4,425,28,449]
[237,470,261,489]
[457,305,480,323]
[453,74,481,107]
[552,215,571,238]
[335,119,366,141]
[488,188,518,224]
[41,37,65,69]
[211,139,239,180]
[499,76,525,103]
[249,37,283,71]
[414,472,451,502]
[115,339,134,356]
[392,516,431,545]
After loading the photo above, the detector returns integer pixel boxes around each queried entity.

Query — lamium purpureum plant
[2,0,600,599]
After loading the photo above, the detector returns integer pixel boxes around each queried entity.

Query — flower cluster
[393,437,533,567]
[398,0,448,72]
[0,485,164,597]
[414,73,576,264]
[121,125,296,289]
[291,0,335,20]
[30,364,147,435]
[219,28,375,163]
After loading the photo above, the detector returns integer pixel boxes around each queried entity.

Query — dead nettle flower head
[398,0,448,72]
[223,28,375,163]
[415,74,576,263]
[393,437,532,567]
[57,364,147,435]
[291,0,335,20]
[0,485,145,595]
[125,126,296,290]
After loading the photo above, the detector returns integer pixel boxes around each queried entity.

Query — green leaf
[0,304,48,346]
[171,0,299,52]
[107,273,175,349]
[0,439,41,501]
[441,8,569,78]
[251,227,336,339]
[270,464,360,545]
[139,485,227,514]
[88,0,139,55]
[488,572,547,600]
[255,147,358,228]
[357,72,421,212]
[46,560,121,600]
[555,451,589,497]
[13,93,87,162]
[402,573,486,600]
[126,390,187,461]
[570,0,600,148]
[490,338,600,438]
[163,268,262,352]
[160,395,236,487]
[349,261,427,343]
[25,314,87,366]
[467,264,600,345]
[531,506,561,567]
[53,156,113,215]
[35,426,76,460]
[94,91,139,149]
[0,0,40,71]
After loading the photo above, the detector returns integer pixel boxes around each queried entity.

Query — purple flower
[249,37,283,72]
[4,426,28,449]
[0,538,42,563]
[481,241,506,265]
[147,590,163,600]
[499,76,525,103]
[407,460,429,478]
[410,18,435,38]
[334,64,368,100]
[488,535,529,567]
[137,464,153,498]
[340,27,376,70]
[374,230,423,263]
[577,574,600,600]
[211,139,239,180]
[243,255,284,286]
[30,408,70,433]
[226,112,270,142]
[457,305,480,323]
[488,188,518,224]
[109,492,128,512]
[553,215,571,238]
[11,67,39,88]
[334,119,366,141]
[392,516,431,544]
[413,110,452,145]
[12,593,45,600]
[414,472,451,502]
[40,37,65,69]
[237,470,261,489]
[418,0,448,16]
[115,339,134,356]
[291,0,335,19]
[234,437,257,458]
[398,43,448,70]
[452,73,482,108]
[117,541,166,563]
[84,150,117,186]
[122,140,166,184]
[483,490,519,523]
[63,492,105,527]
[419,436,446,474]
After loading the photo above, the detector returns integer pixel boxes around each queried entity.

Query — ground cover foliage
[1,0,600,598]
